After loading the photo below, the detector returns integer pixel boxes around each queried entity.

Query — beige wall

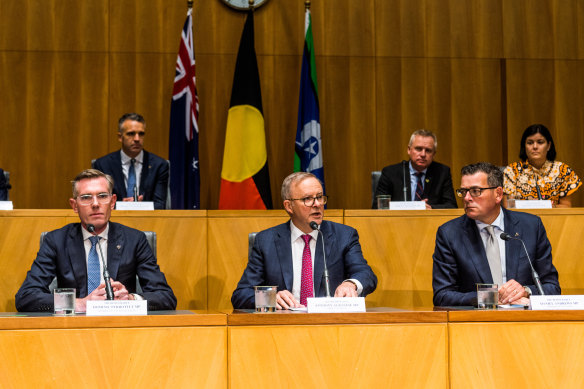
[2,0,584,209]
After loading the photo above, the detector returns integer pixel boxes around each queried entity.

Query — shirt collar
[409,161,427,176]
[290,220,319,242]
[81,223,109,241]
[475,208,505,233]
[120,150,143,165]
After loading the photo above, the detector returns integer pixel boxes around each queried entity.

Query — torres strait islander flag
[294,7,324,191]
[219,10,272,209]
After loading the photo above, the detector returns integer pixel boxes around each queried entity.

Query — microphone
[522,162,543,200]
[133,185,138,201]
[309,221,331,298]
[87,224,114,300]
[500,232,545,295]
[402,160,408,201]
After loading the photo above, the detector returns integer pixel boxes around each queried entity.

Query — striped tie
[415,172,424,200]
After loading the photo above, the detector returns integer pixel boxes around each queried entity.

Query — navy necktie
[87,236,101,294]
[126,159,136,198]
[415,172,424,200]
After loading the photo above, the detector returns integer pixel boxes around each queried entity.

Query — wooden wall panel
[2,0,584,210]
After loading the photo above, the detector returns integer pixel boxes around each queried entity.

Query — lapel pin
[117,245,121,250]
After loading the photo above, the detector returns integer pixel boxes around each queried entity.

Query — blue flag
[294,8,324,191]
[169,8,200,209]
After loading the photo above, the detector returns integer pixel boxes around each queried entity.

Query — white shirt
[120,150,143,195]
[475,209,507,283]
[81,224,109,284]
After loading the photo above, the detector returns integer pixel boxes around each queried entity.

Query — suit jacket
[15,222,177,312]
[93,150,168,209]
[373,160,457,209]
[231,220,378,309]
[432,207,560,306]
[0,168,8,201]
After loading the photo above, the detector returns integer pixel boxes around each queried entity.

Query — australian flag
[294,8,324,191]
[169,8,200,209]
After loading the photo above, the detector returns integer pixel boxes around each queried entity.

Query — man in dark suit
[15,169,176,312]
[93,113,168,209]
[0,168,9,201]
[373,129,457,209]
[232,172,377,310]
[432,162,560,307]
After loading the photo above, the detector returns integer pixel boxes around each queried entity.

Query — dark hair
[71,169,114,198]
[518,124,556,162]
[118,113,146,133]
[460,162,503,188]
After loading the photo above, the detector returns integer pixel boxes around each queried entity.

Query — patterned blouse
[503,160,582,203]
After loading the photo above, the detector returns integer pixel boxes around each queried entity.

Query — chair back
[248,232,257,260]
[371,171,382,206]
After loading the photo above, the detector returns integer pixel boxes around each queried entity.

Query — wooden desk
[448,309,584,388]
[0,310,227,388]
[227,308,448,389]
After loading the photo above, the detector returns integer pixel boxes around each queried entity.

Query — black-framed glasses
[287,195,328,206]
[456,187,498,198]
[77,193,112,205]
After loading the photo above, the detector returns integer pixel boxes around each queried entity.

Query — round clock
[221,0,270,11]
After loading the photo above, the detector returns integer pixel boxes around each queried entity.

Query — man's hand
[74,280,133,312]
[111,280,132,300]
[334,281,358,297]
[276,290,302,310]
[122,195,144,202]
[498,279,528,304]
[422,199,433,210]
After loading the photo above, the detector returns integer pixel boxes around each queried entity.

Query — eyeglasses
[287,195,328,207]
[456,187,498,198]
[77,193,112,205]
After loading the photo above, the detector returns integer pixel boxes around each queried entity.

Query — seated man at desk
[432,162,560,307]
[93,113,168,209]
[231,172,377,310]
[15,169,176,312]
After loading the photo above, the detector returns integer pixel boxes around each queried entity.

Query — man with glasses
[432,162,560,306]
[15,169,176,312]
[231,172,377,309]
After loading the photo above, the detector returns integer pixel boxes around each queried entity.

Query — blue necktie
[126,159,136,198]
[87,236,101,294]
[415,172,424,200]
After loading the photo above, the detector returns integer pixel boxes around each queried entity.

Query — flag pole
[249,0,255,11]
[305,0,310,10]
[187,0,193,9]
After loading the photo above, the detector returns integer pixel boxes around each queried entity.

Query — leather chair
[371,170,381,207]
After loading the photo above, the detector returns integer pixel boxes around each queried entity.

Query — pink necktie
[300,234,313,306]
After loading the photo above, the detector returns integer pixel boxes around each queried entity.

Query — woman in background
[503,124,581,208]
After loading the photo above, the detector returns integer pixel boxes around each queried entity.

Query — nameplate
[389,201,426,210]
[512,200,552,209]
[86,300,147,316]
[306,297,366,313]
[530,295,584,310]
[0,201,13,210]
[115,201,154,210]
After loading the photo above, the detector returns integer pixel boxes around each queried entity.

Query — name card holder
[0,201,13,210]
[530,295,584,310]
[86,300,147,316]
[306,297,366,313]
[511,200,552,209]
[389,201,426,211]
[115,201,155,211]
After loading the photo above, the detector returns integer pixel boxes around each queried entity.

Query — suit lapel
[462,216,493,283]
[140,150,150,196]
[275,223,293,292]
[110,152,126,197]
[423,163,435,198]
[404,164,412,201]
[67,225,89,296]
[106,222,124,279]
[502,208,522,281]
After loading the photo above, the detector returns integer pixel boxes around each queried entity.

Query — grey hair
[281,172,320,201]
[408,129,437,151]
[72,169,114,198]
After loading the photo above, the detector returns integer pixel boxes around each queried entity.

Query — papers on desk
[115,201,154,210]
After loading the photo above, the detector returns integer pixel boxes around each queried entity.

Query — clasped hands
[75,279,134,312]
[275,281,358,310]
[498,279,529,305]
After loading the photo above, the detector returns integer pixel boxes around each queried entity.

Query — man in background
[93,113,168,209]
[373,129,457,209]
